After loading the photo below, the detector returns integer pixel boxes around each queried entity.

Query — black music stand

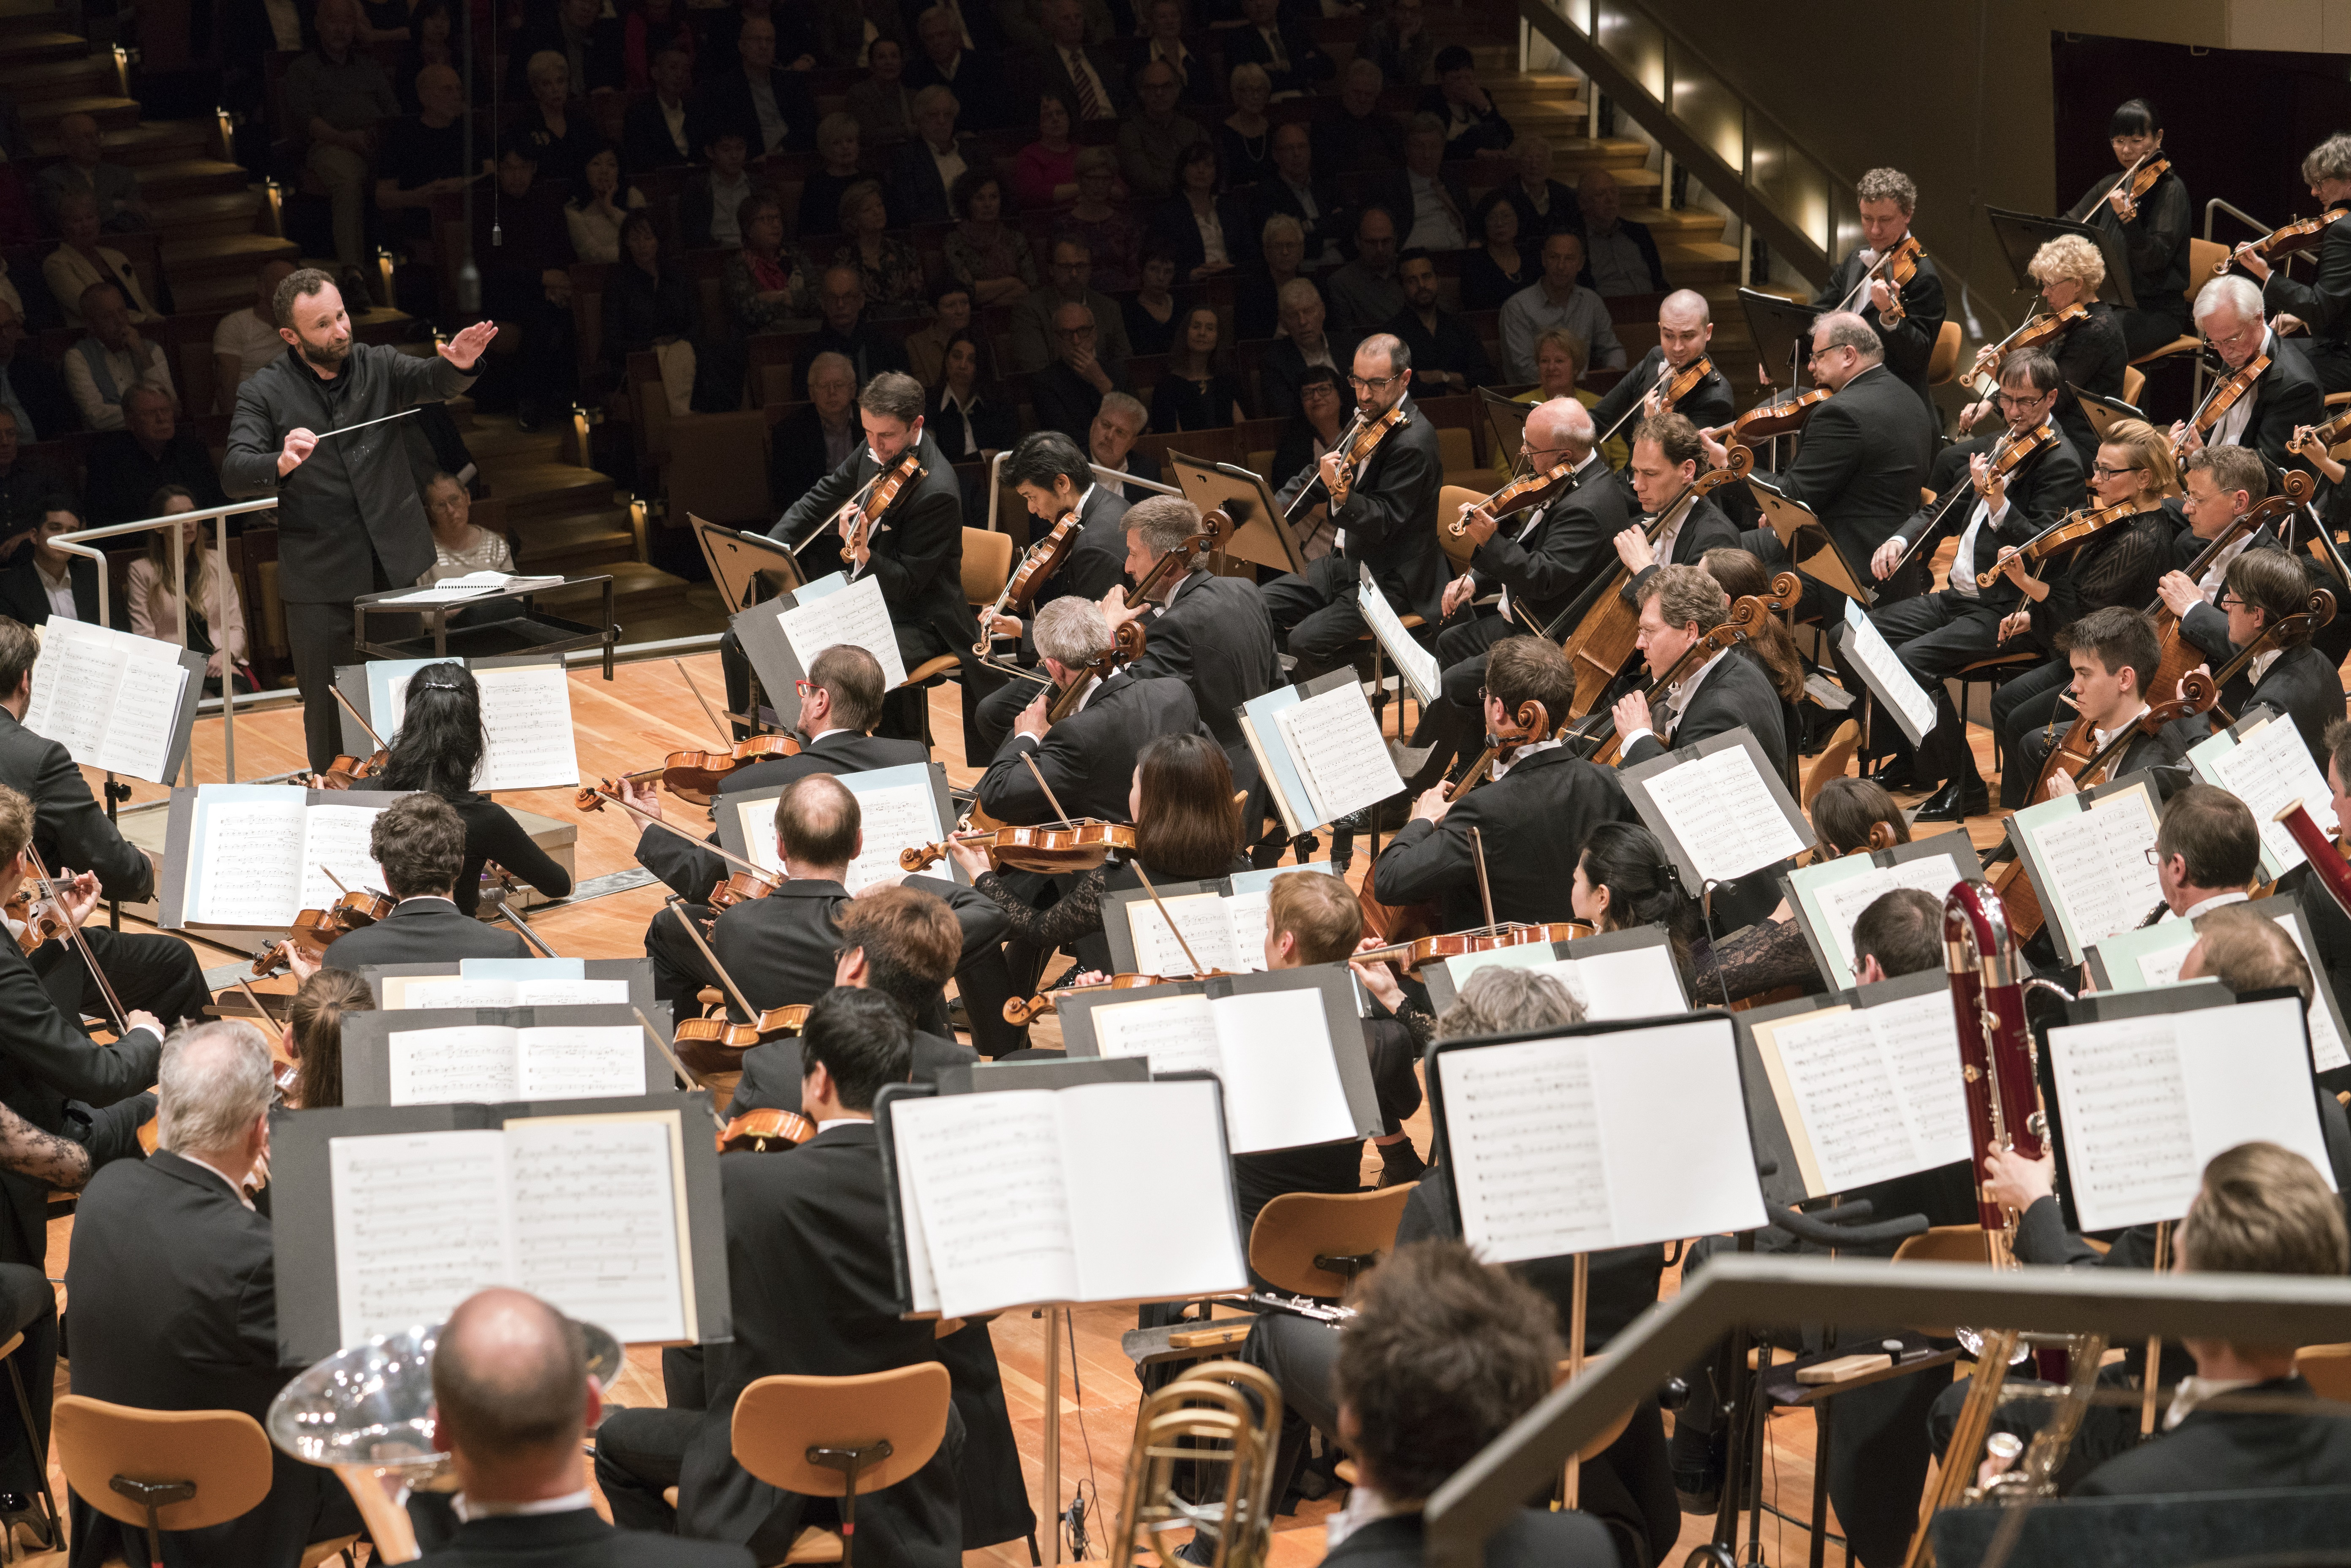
[1737,288,1823,390]
[1165,451,1309,576]
[691,512,805,615]
[1478,388,1529,472]
[1747,479,1875,606]
[2071,384,2148,443]
[1985,206,2136,310]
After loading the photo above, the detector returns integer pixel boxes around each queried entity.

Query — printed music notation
[1642,744,1806,886]
[1275,683,1404,828]
[1090,988,1356,1154]
[1840,601,1939,744]
[398,978,630,1010]
[1125,890,1266,978]
[2028,788,2163,951]
[776,576,907,688]
[2195,716,2338,876]
[472,665,582,792]
[1439,1039,1616,1261]
[330,1130,514,1348]
[1765,990,1972,1195]
[842,780,943,893]
[2096,912,2351,1075]
[384,1025,647,1106]
[897,1093,1084,1315]
[22,618,186,783]
[1092,995,1225,1077]
[1808,854,1965,985]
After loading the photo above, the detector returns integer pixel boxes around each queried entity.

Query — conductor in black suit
[1264,333,1446,681]
[64,1021,363,1568]
[301,794,530,972]
[2178,273,2328,479]
[1811,167,1945,416]
[412,1288,754,1568]
[766,372,978,747]
[1706,311,1936,624]
[221,269,497,774]
[1586,290,1734,467]
[595,990,972,1563]
[1613,564,1790,777]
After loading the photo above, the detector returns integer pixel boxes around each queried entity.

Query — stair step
[0,8,74,38]
[464,421,564,461]
[19,93,137,131]
[0,30,86,63]
[1660,240,1739,284]
[1625,204,1725,242]
[512,505,635,565]
[481,459,617,521]
[0,54,117,100]
[159,230,296,278]
[135,158,251,201]
[148,189,264,240]
[32,117,214,165]
[536,560,688,622]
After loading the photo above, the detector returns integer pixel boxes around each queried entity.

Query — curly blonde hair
[2027,233,2105,297]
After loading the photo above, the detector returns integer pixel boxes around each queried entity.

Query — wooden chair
[2296,1342,2351,1402]
[1802,719,1859,809]
[2121,364,2146,406]
[2129,238,2232,371]
[1248,1185,1416,1298]
[1927,320,1962,387]
[54,1395,360,1568]
[902,527,1012,689]
[1437,483,1484,573]
[729,1363,954,1567]
[1891,1224,1994,1339]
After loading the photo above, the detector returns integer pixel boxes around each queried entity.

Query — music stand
[691,512,804,615]
[1747,478,1875,606]
[1478,388,1529,469]
[2072,384,2148,443]
[1166,451,1309,576]
[1737,288,1824,389]
[1985,206,2136,310]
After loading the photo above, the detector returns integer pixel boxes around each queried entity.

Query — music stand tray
[1737,287,1824,388]
[1985,205,2137,310]
[1166,451,1310,576]
[352,577,617,677]
[1746,479,1874,606]
[692,513,805,615]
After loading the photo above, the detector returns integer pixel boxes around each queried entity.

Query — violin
[2220,209,2351,276]
[5,885,64,955]
[250,886,394,978]
[2108,154,2170,223]
[310,747,387,790]
[590,734,803,801]
[707,868,782,909]
[716,1106,815,1153]
[1446,697,1552,801]
[1288,402,1409,522]
[973,513,1085,654]
[2291,408,2351,459]
[902,818,1141,876]
[2176,353,2270,457]
[1044,617,1147,725]
[838,446,925,560]
[1596,355,1719,450]
[2022,678,2221,813]
[1449,453,1597,536]
[573,783,787,907]
[1718,386,1831,451]
[1350,919,1595,975]
[1004,969,1232,1026]
[1848,234,1924,323]
[1962,305,2089,403]
[2176,587,2337,733]
[676,1003,809,1057]
[1871,422,2056,584]
[1973,492,2140,589]
[2139,470,2316,706]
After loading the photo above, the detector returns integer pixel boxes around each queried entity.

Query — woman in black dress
[1460,192,1532,311]
[1952,233,2125,470]
[1150,306,1246,429]
[1123,246,1183,357]
[2066,97,2192,361]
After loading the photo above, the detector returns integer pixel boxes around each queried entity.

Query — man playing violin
[1585,289,1732,471]
[1409,397,1627,783]
[1811,166,1944,416]
[1606,413,1742,606]
[1262,333,1447,682]
[2234,132,2351,394]
[298,794,531,971]
[1860,349,2083,822]
[2012,607,2183,804]
[2174,274,2324,478]
[1612,564,1790,777]
[2156,446,2271,668]
[2156,549,2340,770]
[1951,236,2123,475]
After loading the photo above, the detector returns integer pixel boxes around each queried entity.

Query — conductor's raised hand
[440,319,499,370]
[276,427,319,478]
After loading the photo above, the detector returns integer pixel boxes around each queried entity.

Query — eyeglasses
[794,679,815,695]
[2216,592,2242,611]
[1348,372,1402,391]
[2143,848,2173,866]
[1996,390,2047,407]
[1806,346,1844,364]
[2090,462,2142,478]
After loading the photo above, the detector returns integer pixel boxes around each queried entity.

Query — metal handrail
[2206,197,2273,243]
[983,450,1181,535]
[52,497,280,786]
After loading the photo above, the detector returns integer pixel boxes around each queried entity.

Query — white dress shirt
[35,561,74,621]
[452,1489,596,1524]
[1947,490,2013,601]
[2210,332,2273,449]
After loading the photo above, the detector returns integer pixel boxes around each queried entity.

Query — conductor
[221,268,498,772]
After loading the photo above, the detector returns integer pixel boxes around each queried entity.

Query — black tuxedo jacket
[0,706,152,900]
[1275,394,1447,620]
[0,552,109,630]
[687,67,819,155]
[1466,456,1632,630]
[412,1509,751,1567]
[887,135,968,227]
[1321,1510,1615,1568]
[323,897,529,969]
[1814,246,1948,413]
[1619,493,1742,607]
[2076,1376,2351,1497]
[2226,335,2329,478]
[1371,746,1638,931]
[1128,569,1283,765]
[1027,485,1132,632]
[2262,201,2351,355]
[620,93,695,171]
[976,669,1204,826]
[1751,364,1937,586]
[64,1151,346,1568]
[726,1026,974,1119]
[904,51,1013,130]
[1259,330,1360,426]
[1620,648,1791,777]
[1893,426,2085,611]
[635,733,933,900]
[708,875,1003,1027]
[1588,347,1735,455]
[771,431,975,659]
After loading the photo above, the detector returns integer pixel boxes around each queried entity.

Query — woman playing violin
[1987,422,2179,805]
[1955,236,2125,467]
[2067,98,2192,362]
[285,967,372,1110]
[342,662,572,917]
[2233,132,2351,394]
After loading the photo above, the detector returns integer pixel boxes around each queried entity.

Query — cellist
[2153,446,2270,668]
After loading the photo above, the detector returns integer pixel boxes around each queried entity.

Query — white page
[841,780,945,893]
[473,665,580,791]
[2047,1015,2212,1232]
[1810,854,1967,985]
[330,1129,514,1347]
[190,797,307,924]
[505,1118,687,1342]
[1438,1036,1615,1262]
[1357,568,1441,705]
[1208,988,1359,1153]
[1764,1008,1925,1192]
[1273,682,1403,826]
[775,575,907,688]
[1058,1079,1246,1304]
[2176,995,2337,1177]
[1871,987,1976,1169]
[1124,891,1242,977]
[2028,790,2162,951]
[22,618,122,765]
[894,1120,940,1313]
[2198,715,2337,876]
[1220,889,1271,972]
[1841,599,1939,744]
[298,804,392,913]
[2098,916,2350,1075]
[1090,993,1224,1075]
[398,978,522,1010]
[514,979,632,1007]
[1560,945,1688,1019]
[1641,743,1805,885]
[94,631,185,781]
[734,797,782,875]
[1590,1019,1767,1246]
[515,1027,646,1099]
[897,1092,1080,1315]
[385,1025,523,1104]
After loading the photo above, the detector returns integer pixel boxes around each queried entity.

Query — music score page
[1639,742,1805,886]
[1751,989,1973,1196]
[1088,989,1357,1152]
[383,1025,645,1106]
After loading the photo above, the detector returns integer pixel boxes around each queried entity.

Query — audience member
[1063,147,1141,290]
[1090,392,1160,494]
[905,3,1010,131]
[63,282,174,432]
[1153,141,1242,281]
[622,0,696,92]
[507,0,623,95]
[1219,62,1277,189]
[1497,135,1575,238]
[847,35,917,146]
[796,113,865,237]
[1381,113,1470,252]
[1010,88,1080,209]
[285,967,370,1110]
[605,211,703,417]
[127,486,250,692]
[1421,43,1513,157]
[563,143,649,265]
[1151,306,1245,429]
[394,0,462,109]
[835,181,926,309]
[1328,204,1406,332]
[698,0,796,75]
[622,43,697,171]
[1575,167,1667,296]
[679,127,755,248]
[1262,277,1358,418]
[1142,0,1210,103]
[1363,0,1433,86]
[796,265,912,394]
[1387,247,1492,394]
[723,192,806,334]
[85,385,224,524]
[419,470,516,585]
[904,278,975,388]
[1271,359,1348,499]
[284,0,397,288]
[1008,235,1133,372]
[1228,0,1332,94]
[1020,0,1124,122]
[1518,326,1599,426]
[1315,59,1405,174]
[927,330,1018,457]
[887,84,970,225]
[471,143,578,430]
[1035,300,1127,443]
[1501,230,1623,381]
[1461,191,1531,310]
[1236,212,1309,339]
[0,411,49,546]
[0,505,103,627]
[691,14,818,156]
[1253,120,1347,266]
[1124,247,1182,356]
[0,297,72,437]
[773,352,862,501]
[514,49,600,192]
[943,170,1036,308]
[43,190,157,326]
[375,63,467,248]
[35,112,146,234]
[1119,60,1205,200]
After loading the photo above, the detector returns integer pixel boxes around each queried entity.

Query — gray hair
[1814,310,1884,361]
[2303,133,2351,188]
[1855,166,1916,212]
[1035,595,1114,666]
[1227,61,1270,97]
[1124,495,1197,556]
[1099,390,1147,426]
[1435,967,1585,1040]
[1358,330,1410,374]
[1261,212,1305,253]
[2196,272,2264,325]
[1529,395,1592,457]
[156,1020,275,1156]
[806,351,856,389]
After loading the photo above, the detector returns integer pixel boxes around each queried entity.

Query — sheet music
[1443,942,1688,1019]
[1590,1019,1767,1245]
[734,798,783,875]
[1221,890,1271,967]
[1124,892,1244,977]
[775,575,907,688]
[2195,715,2337,876]
[1440,1037,1615,1261]
[473,665,581,791]
[2027,788,2162,952]
[24,619,186,783]
[189,796,306,924]
[1642,742,1805,885]
[1873,988,1975,1169]
[297,804,391,914]
[1273,682,1402,827]
[386,1026,522,1104]
[1810,854,1967,984]
[330,1130,514,1347]
[398,978,631,1010]
[897,1092,1080,1316]
[505,1118,686,1342]
[1764,1008,1922,1192]
[841,780,944,893]
[1204,988,1359,1153]
[2093,914,2350,1075]
[515,1027,647,1099]
[1357,568,1441,705]
[1090,994,1224,1076]
[1058,1079,1246,1303]
[1840,600,1938,745]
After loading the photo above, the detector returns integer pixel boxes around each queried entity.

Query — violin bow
[586,786,776,880]
[663,897,764,1024]
[1595,356,1675,451]
[329,685,389,753]
[485,875,561,958]
[1131,864,1209,978]
[631,1003,727,1126]
[674,657,731,745]
[791,465,888,555]
[1469,825,1500,937]
[321,864,347,895]
[25,848,126,1034]
[1019,752,1077,828]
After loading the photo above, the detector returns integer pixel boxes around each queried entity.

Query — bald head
[1658,288,1713,368]
[433,1288,594,1494]
[1527,396,1593,462]
[1578,167,1622,228]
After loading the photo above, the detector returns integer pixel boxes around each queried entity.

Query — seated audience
[0,410,49,547]
[722,193,805,335]
[1227,0,1332,95]
[129,486,249,693]
[207,262,287,413]
[1501,230,1624,382]
[928,330,1018,458]
[835,180,926,310]
[1151,140,1243,282]
[623,0,695,94]
[507,0,623,96]
[904,278,975,389]
[563,142,648,266]
[622,43,697,171]
[1261,278,1358,425]
[35,112,147,233]
[796,112,867,238]
[1382,113,1472,253]
[1364,0,1433,86]
[471,144,578,431]
[773,352,862,502]
[846,35,916,146]
[419,470,515,584]
[943,170,1035,309]
[1141,0,1210,103]
[1461,192,1532,310]
[679,128,756,248]
[63,282,174,432]
[1219,63,1277,190]
[375,65,468,253]
[1090,391,1160,495]
[283,0,398,288]
[1019,0,1125,124]
[1421,42,1514,158]
[907,3,1011,131]
[0,297,72,438]
[1328,204,1406,334]
[1575,167,1669,296]
[85,386,224,524]
[795,265,911,395]
[395,0,461,106]
[603,210,704,418]
[1151,305,1246,429]
[1235,212,1310,340]
[514,50,599,193]
[1035,300,1127,444]
[1009,235,1133,374]
[1251,120,1346,267]
[1119,60,1204,200]
[887,84,969,225]
[1270,360,1349,506]
[43,192,157,327]
[1123,247,1182,357]
[1315,60,1405,175]
[0,505,104,627]
[1062,147,1140,290]
[1011,89,1080,210]
[1497,134,1576,239]
[689,14,818,156]
[1386,247,1493,394]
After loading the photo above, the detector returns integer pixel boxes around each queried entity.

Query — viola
[2139,470,2316,707]
[310,747,388,790]
[839,446,925,560]
[1004,969,1233,1026]
[902,818,1141,876]
[250,888,392,978]
[1449,454,1596,537]
[707,868,782,909]
[2025,679,2219,810]
[717,1107,815,1153]
[2177,353,2269,455]
[1859,234,1924,323]
[1350,919,1595,974]
[1446,697,1552,801]
[2108,155,2170,222]
[973,514,1085,654]
[1973,494,2140,589]
[1962,305,2089,402]
[675,1003,809,1075]
[1721,386,1830,450]
[2219,209,2350,276]
[1044,617,1147,725]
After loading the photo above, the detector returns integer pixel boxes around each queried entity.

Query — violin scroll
[1689,442,1753,499]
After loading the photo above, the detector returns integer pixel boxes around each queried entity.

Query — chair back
[1248,1185,1415,1298]
[2297,1343,2351,1403]
[1927,320,1962,385]
[54,1395,274,1534]
[1892,1224,1994,1339]
[2121,364,2146,406]
[1802,719,1859,809]
[2187,239,2230,304]
[961,526,1014,607]
[1437,483,1485,572]
[731,1363,951,1497]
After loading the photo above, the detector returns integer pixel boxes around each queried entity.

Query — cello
[2140,470,2315,708]
[1560,572,1802,766]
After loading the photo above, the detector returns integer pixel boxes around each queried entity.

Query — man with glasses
[2177,272,2325,477]
[1704,310,1935,623]
[1857,349,2083,821]
[1033,301,1127,444]
[791,266,910,398]
[1008,236,1133,376]
[1264,334,1447,684]
[2156,547,2341,771]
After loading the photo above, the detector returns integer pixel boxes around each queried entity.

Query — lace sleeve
[1690,919,1823,1006]
[973,865,1111,952]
